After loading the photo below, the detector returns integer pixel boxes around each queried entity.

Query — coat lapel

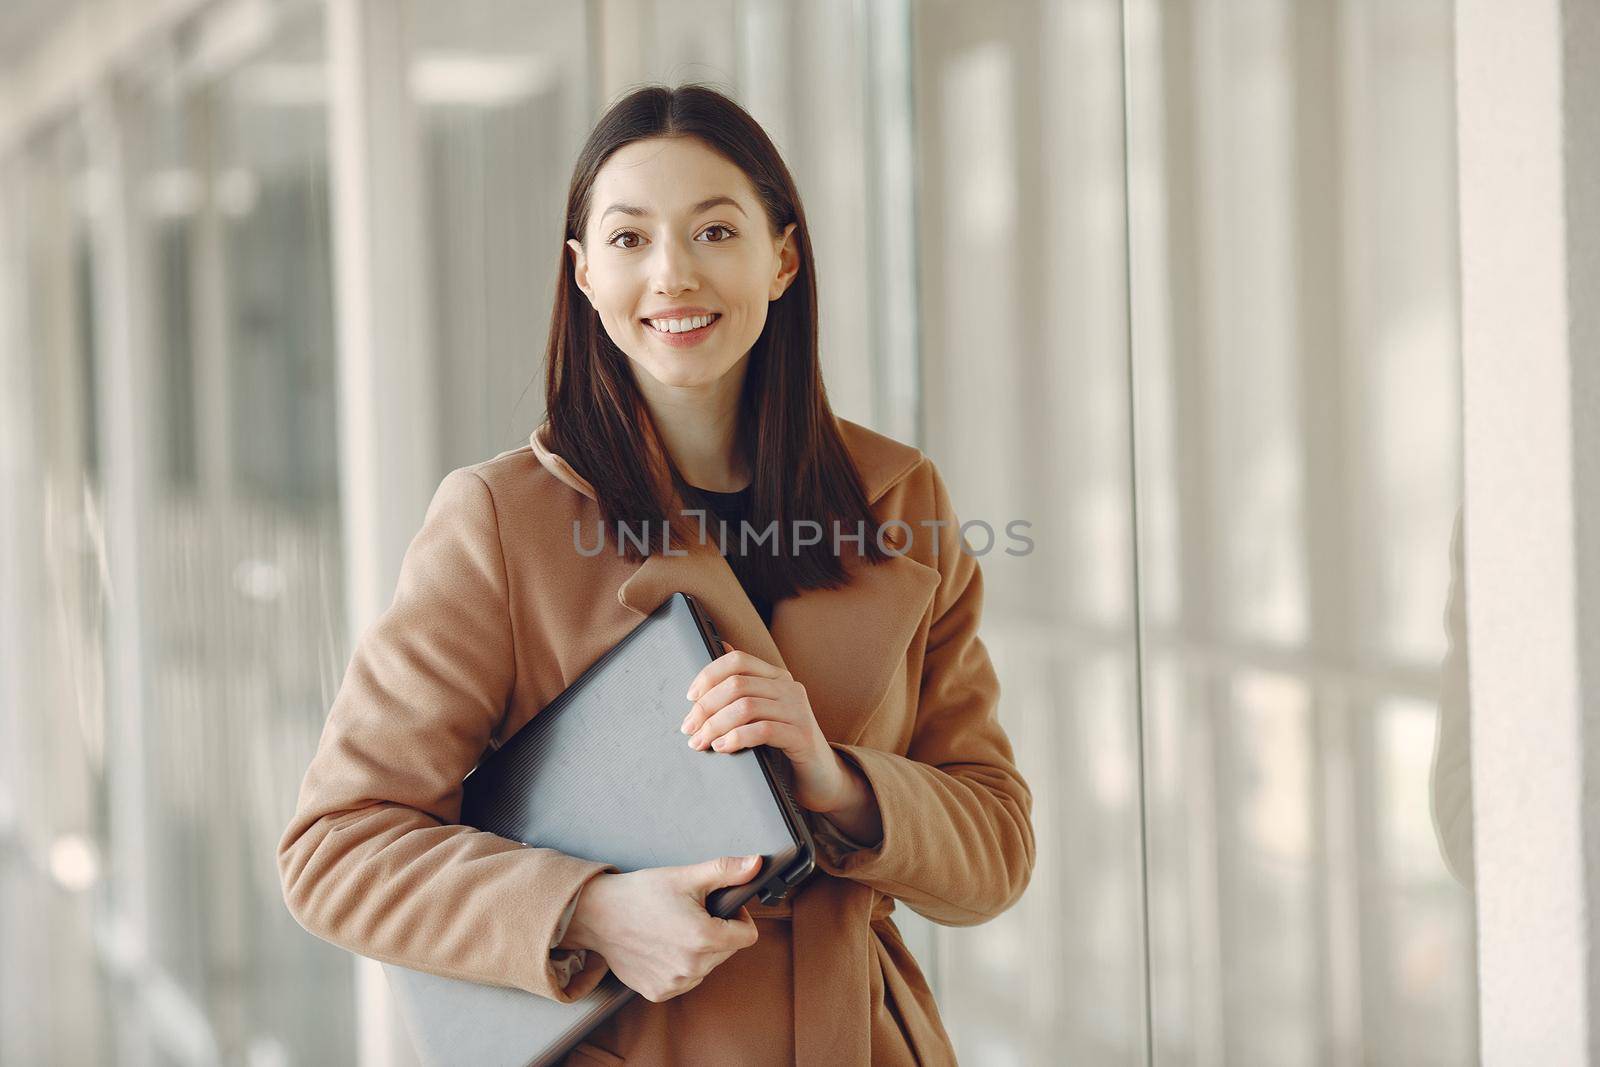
[533,419,939,747]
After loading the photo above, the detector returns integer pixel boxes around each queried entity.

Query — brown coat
[277,416,1036,1065]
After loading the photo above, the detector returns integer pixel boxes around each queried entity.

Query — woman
[278,84,1035,1066]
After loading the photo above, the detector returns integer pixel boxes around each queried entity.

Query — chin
[636,359,726,390]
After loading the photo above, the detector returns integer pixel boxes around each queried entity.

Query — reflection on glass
[408,0,593,474]
[129,5,354,1062]
[916,0,1145,1061]
[1126,0,1476,1063]
[0,119,115,1067]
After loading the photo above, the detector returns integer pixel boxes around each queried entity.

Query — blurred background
[0,0,1475,1064]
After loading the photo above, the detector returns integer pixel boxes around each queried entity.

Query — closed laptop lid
[384,591,814,1067]
[461,590,809,894]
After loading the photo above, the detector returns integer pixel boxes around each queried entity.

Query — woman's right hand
[559,854,763,1003]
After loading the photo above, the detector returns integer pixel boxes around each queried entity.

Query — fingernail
[685,685,696,700]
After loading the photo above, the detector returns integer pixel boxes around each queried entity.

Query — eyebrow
[599,195,747,225]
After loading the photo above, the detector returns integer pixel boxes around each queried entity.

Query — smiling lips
[645,312,719,332]
[642,312,722,346]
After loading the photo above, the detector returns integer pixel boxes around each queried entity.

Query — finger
[685,648,786,704]
[708,908,760,952]
[688,687,787,748]
[733,908,760,948]
[710,906,756,935]
[688,696,781,750]
[687,853,763,892]
[709,719,805,755]
[720,925,759,954]
[683,675,785,738]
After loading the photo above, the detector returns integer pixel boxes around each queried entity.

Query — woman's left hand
[680,642,854,814]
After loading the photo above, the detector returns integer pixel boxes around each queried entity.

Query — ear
[566,238,593,303]
[768,222,800,301]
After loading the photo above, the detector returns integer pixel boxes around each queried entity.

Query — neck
[634,361,752,493]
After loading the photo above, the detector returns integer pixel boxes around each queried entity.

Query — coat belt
[790,874,883,1064]
[745,882,893,925]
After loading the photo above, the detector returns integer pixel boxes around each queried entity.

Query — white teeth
[647,314,716,333]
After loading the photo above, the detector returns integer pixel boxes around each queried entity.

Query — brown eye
[607,230,642,249]
[699,224,738,242]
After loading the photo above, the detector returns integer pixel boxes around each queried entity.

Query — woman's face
[568,136,798,394]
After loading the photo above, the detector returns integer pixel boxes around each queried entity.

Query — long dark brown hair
[543,83,891,605]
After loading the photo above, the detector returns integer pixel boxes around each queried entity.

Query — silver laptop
[383,592,816,1067]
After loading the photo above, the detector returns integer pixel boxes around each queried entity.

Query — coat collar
[528,416,938,747]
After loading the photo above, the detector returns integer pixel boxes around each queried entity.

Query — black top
[690,483,774,629]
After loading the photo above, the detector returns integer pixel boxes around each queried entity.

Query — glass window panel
[1347,1,1461,666]
[0,120,116,1067]
[407,0,594,474]
[1127,0,1477,1063]
[915,0,1143,1062]
[1365,697,1477,1064]
[109,1,354,1062]
[1216,672,1316,1067]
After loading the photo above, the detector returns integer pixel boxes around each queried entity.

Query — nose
[648,232,700,296]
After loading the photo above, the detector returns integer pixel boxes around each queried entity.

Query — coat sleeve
[276,468,618,1002]
[805,459,1036,925]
